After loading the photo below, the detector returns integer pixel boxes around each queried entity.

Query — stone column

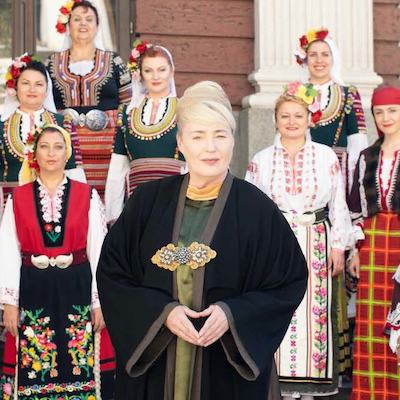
[234,0,382,177]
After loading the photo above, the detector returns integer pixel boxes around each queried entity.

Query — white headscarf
[296,34,344,86]
[126,45,177,113]
[1,68,57,122]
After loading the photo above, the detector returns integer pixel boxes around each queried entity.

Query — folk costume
[105,43,184,223]
[246,132,353,397]
[296,28,369,375]
[0,54,85,217]
[348,86,400,400]
[46,9,132,200]
[97,173,308,399]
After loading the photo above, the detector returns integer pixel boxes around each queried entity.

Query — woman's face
[276,100,309,141]
[17,69,47,111]
[141,55,173,98]
[373,104,400,137]
[35,130,68,175]
[177,121,234,185]
[69,6,98,44]
[306,40,332,84]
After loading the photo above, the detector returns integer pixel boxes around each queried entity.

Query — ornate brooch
[151,242,217,271]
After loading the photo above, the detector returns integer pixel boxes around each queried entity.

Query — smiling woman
[0,124,110,399]
[105,41,185,224]
[97,81,308,400]
[246,81,354,400]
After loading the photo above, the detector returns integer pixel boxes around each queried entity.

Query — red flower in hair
[59,6,69,15]
[20,55,32,64]
[136,41,148,54]
[316,30,329,41]
[6,80,15,89]
[10,65,21,79]
[56,22,67,33]
[311,110,322,124]
[299,35,308,48]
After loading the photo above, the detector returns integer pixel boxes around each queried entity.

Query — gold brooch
[151,242,217,271]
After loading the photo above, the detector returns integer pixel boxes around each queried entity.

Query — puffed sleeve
[345,86,369,190]
[113,54,132,105]
[0,196,22,308]
[87,189,107,309]
[327,150,354,250]
[386,266,400,353]
[244,153,261,188]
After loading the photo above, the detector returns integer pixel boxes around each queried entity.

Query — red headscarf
[371,86,400,137]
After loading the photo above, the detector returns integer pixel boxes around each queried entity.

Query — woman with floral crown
[295,28,369,192]
[0,125,113,399]
[246,81,354,399]
[105,40,185,224]
[295,28,369,377]
[348,86,400,400]
[46,0,132,200]
[0,54,85,219]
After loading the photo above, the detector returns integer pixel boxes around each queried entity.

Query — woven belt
[62,108,109,131]
[22,248,87,269]
[282,207,328,226]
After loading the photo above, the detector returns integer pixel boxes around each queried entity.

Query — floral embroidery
[20,309,58,382]
[311,224,329,375]
[0,375,14,400]
[38,181,65,243]
[17,380,96,398]
[65,305,94,377]
[288,312,298,376]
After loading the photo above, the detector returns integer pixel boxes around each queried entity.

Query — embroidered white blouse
[0,178,106,309]
[245,133,354,250]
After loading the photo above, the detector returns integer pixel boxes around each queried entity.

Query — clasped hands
[165,304,228,347]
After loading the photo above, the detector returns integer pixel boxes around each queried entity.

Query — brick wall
[134,0,254,107]
[374,0,400,86]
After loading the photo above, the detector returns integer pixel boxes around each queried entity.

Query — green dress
[174,198,214,400]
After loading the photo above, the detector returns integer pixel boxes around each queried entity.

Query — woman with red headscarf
[348,86,400,400]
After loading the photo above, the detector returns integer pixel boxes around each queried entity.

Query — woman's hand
[197,305,229,347]
[165,305,200,345]
[3,304,19,337]
[329,248,345,277]
[347,251,360,279]
[91,307,106,332]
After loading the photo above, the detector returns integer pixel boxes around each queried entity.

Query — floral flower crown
[295,28,329,66]
[25,125,44,171]
[56,0,82,33]
[5,53,40,97]
[284,81,322,124]
[127,39,152,73]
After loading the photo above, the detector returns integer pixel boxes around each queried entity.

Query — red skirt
[351,212,400,400]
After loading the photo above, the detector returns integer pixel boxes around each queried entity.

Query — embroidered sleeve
[0,196,22,307]
[245,154,261,187]
[105,153,130,223]
[348,154,366,242]
[345,86,367,136]
[114,54,132,105]
[387,303,400,353]
[87,189,107,309]
[347,133,369,191]
[327,151,354,250]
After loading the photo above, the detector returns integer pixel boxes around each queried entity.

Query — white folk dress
[245,133,353,396]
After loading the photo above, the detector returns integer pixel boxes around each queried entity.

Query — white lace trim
[37,177,67,223]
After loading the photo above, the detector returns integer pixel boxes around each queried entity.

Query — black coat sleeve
[217,196,308,381]
[97,184,177,376]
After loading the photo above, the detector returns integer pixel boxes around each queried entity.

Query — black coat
[97,174,307,400]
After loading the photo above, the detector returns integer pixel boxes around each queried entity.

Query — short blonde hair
[177,81,236,134]
[274,94,309,118]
